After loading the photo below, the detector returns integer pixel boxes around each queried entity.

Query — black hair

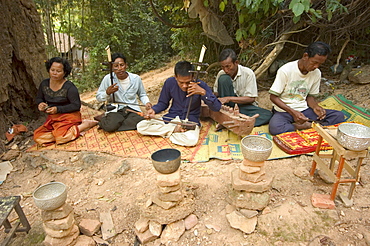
[219,48,237,62]
[45,57,72,78]
[174,61,194,77]
[305,41,331,57]
[112,52,127,63]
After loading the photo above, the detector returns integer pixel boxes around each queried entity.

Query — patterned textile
[28,106,213,161]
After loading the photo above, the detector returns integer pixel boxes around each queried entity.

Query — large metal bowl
[33,182,67,211]
[337,123,370,151]
[151,148,181,174]
[241,135,273,162]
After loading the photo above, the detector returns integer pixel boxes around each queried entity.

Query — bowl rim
[338,123,370,139]
[33,182,67,201]
[241,135,273,150]
[151,148,181,162]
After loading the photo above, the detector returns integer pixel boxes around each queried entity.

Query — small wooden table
[310,123,368,204]
[0,196,31,246]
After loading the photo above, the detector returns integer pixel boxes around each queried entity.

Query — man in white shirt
[214,49,272,127]
[96,53,152,132]
[269,41,345,135]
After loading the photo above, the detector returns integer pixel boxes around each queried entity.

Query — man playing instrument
[96,52,152,132]
[268,41,345,135]
[137,61,221,146]
[214,49,272,127]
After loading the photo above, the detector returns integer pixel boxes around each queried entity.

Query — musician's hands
[145,102,152,111]
[313,106,326,120]
[106,83,119,95]
[187,82,206,97]
[218,97,231,104]
[144,108,156,119]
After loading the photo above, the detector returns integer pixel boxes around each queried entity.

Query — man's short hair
[219,49,237,62]
[305,42,331,57]
[112,52,127,63]
[174,61,194,77]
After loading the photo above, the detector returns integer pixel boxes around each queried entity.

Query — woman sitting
[33,57,98,145]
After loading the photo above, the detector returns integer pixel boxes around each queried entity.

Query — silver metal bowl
[33,182,67,211]
[241,135,273,162]
[151,148,181,174]
[337,123,370,151]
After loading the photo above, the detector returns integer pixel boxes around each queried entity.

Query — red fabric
[34,111,82,145]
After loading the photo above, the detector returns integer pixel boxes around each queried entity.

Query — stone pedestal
[41,203,80,246]
[135,168,196,244]
[226,158,274,234]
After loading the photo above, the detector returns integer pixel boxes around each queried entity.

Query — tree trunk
[0,0,47,151]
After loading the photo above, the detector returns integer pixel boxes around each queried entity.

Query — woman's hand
[38,102,49,112]
[45,106,57,114]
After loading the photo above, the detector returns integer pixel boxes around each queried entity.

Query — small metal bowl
[241,135,273,162]
[337,123,370,151]
[33,182,67,211]
[151,148,181,174]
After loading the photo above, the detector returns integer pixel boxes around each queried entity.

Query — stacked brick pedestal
[135,168,196,244]
[226,158,274,234]
[41,203,80,246]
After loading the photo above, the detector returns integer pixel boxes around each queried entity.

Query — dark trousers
[217,74,272,126]
[99,107,144,132]
[269,108,345,135]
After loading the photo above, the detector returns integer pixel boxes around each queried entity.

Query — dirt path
[1,66,370,245]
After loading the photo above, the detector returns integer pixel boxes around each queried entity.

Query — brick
[74,235,96,246]
[184,214,198,230]
[149,220,162,236]
[239,166,265,182]
[43,212,74,230]
[151,193,177,210]
[135,217,150,233]
[157,183,181,193]
[43,224,79,246]
[41,203,74,221]
[239,165,261,174]
[135,228,158,244]
[242,159,265,167]
[79,218,101,236]
[157,189,183,202]
[156,169,181,187]
[43,223,76,238]
[160,220,185,244]
[311,193,335,209]
[231,169,273,192]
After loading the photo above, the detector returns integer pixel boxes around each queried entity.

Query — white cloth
[269,60,321,112]
[137,116,200,147]
[96,72,150,112]
[214,65,258,98]
[119,77,130,91]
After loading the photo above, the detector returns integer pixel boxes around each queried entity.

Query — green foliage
[35,0,174,91]
[225,0,348,41]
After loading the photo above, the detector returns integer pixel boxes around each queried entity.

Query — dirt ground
[1,64,370,246]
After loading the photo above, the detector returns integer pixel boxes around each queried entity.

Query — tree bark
[0,0,47,151]
[254,23,304,79]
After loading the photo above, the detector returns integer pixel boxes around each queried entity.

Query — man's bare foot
[78,120,99,132]
[293,121,312,130]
